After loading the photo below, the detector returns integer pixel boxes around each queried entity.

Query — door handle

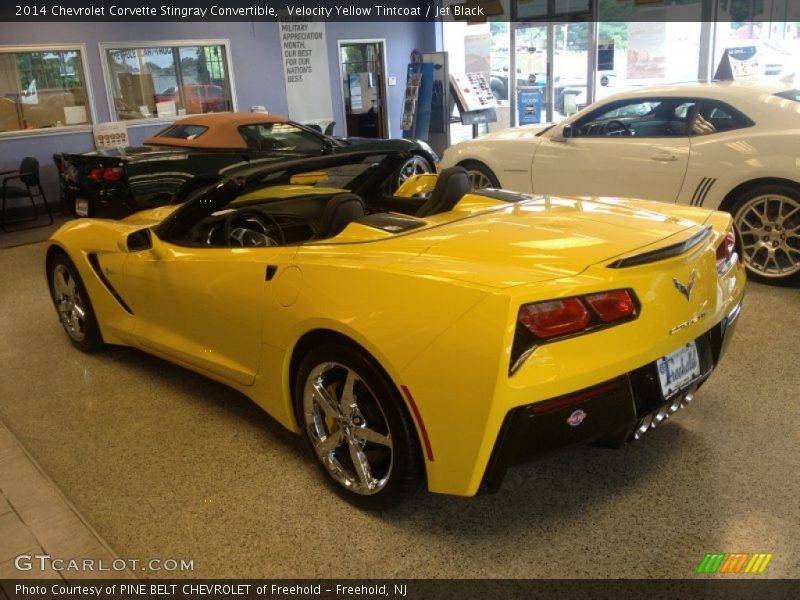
[651,152,678,162]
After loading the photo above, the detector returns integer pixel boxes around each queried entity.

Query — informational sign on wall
[92,121,128,150]
[279,18,333,123]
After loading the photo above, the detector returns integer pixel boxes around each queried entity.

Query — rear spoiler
[607,226,712,269]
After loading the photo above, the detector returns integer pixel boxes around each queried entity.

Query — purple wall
[0,20,437,208]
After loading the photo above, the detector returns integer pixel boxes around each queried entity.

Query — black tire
[394,154,434,191]
[461,161,500,191]
[294,343,423,510]
[729,184,800,285]
[48,253,104,352]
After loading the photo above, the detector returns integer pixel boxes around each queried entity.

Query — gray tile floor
[0,422,132,580]
[0,240,798,579]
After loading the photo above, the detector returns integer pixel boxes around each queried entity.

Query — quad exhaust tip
[633,391,694,441]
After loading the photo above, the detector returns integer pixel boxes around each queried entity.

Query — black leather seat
[316,193,365,239]
[416,166,470,218]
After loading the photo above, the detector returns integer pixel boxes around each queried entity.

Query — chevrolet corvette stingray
[45,150,745,508]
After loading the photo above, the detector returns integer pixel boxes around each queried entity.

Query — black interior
[165,151,472,249]
[575,98,698,138]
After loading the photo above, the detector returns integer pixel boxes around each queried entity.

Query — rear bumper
[479,297,743,493]
[65,186,137,219]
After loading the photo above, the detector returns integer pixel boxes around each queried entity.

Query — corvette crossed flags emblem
[673,270,698,301]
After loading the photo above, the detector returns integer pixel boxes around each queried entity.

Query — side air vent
[87,254,134,314]
[607,226,712,269]
[690,177,716,207]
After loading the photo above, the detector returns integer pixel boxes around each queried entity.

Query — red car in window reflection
[155,84,227,114]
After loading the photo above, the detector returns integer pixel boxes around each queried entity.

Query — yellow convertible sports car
[45,150,745,509]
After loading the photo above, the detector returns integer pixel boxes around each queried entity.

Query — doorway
[513,21,593,125]
[338,40,388,138]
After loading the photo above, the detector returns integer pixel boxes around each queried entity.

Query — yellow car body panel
[45,191,745,497]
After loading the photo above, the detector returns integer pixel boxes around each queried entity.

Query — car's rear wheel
[461,161,500,191]
[731,184,800,284]
[396,154,433,188]
[295,343,423,509]
[48,253,103,351]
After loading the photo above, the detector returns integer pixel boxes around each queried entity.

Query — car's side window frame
[570,96,700,139]
[688,99,755,137]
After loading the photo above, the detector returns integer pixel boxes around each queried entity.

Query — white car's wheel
[295,343,423,509]
[732,184,800,283]
[461,162,500,191]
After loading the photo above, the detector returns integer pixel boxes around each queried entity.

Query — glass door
[513,21,591,125]
[514,23,549,125]
[339,41,387,138]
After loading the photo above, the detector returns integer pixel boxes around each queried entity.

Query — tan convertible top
[144,112,290,150]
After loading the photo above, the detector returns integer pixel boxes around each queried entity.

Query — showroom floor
[0,240,797,579]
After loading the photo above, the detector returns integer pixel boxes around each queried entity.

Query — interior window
[691,100,754,135]
[239,123,324,153]
[574,98,696,138]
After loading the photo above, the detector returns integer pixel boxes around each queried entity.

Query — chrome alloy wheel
[302,362,393,495]
[735,194,800,279]
[466,169,493,191]
[52,263,87,342]
[397,155,431,185]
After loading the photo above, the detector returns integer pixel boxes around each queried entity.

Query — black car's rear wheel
[295,343,423,509]
[48,253,103,351]
[396,155,433,188]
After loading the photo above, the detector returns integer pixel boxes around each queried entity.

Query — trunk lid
[390,197,706,288]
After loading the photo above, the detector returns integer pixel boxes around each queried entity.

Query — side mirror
[562,124,573,139]
[118,228,158,253]
[126,229,153,252]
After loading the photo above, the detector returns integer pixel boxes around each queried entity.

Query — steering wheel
[223,210,286,247]
[604,119,632,136]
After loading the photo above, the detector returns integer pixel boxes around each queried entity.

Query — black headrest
[316,193,366,239]
[416,167,470,218]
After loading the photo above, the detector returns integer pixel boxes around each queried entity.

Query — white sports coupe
[441,80,800,283]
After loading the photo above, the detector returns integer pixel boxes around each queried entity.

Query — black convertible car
[55,112,438,219]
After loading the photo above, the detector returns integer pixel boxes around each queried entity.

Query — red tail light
[519,298,591,339]
[103,167,124,181]
[88,166,102,181]
[511,289,639,374]
[716,229,737,275]
[584,290,636,322]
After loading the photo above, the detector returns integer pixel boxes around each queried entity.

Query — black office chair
[1,157,53,232]
[323,121,336,136]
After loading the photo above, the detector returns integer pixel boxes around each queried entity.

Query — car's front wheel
[48,253,103,351]
[731,184,800,284]
[295,343,423,509]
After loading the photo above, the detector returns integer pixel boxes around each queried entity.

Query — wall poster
[279,18,334,123]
